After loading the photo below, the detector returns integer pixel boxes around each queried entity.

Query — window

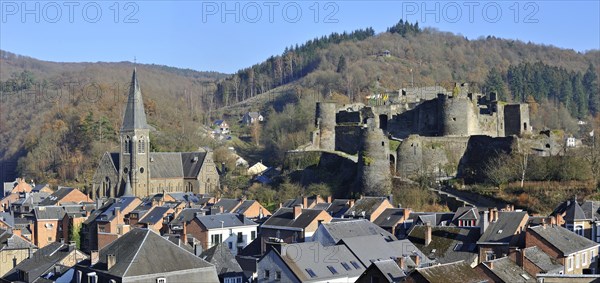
[138,138,146,154]
[124,137,130,154]
[237,232,243,243]
[584,251,588,265]
[251,231,256,241]
[211,234,222,246]
[156,278,166,283]
[305,268,317,278]
[341,262,351,271]
[575,225,584,236]
[264,270,270,279]
[576,253,580,268]
[350,261,362,269]
[228,242,233,250]
[486,252,495,261]
[47,237,52,242]
[568,256,574,271]
[275,271,281,281]
[327,266,338,275]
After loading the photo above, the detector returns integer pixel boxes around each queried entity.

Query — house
[213,198,271,220]
[403,260,488,283]
[200,242,244,283]
[339,236,433,270]
[38,187,90,206]
[32,206,65,248]
[0,229,36,277]
[92,69,220,198]
[373,208,411,237]
[451,206,479,227]
[551,197,600,243]
[257,241,364,282]
[2,242,87,283]
[242,112,263,125]
[136,205,174,233]
[477,209,529,262]
[355,259,406,283]
[260,206,332,253]
[325,199,353,217]
[60,204,93,246]
[475,256,536,282]
[282,195,327,209]
[407,223,480,266]
[509,246,563,276]
[214,120,230,134]
[526,223,600,274]
[342,196,393,221]
[311,219,395,246]
[80,196,142,253]
[74,228,219,283]
[9,192,50,216]
[187,213,258,256]
[566,136,577,147]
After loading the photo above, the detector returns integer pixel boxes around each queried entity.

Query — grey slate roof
[200,242,243,279]
[479,211,527,244]
[523,246,563,274]
[181,152,207,178]
[213,198,242,213]
[411,261,488,283]
[263,208,324,229]
[34,206,65,220]
[88,228,216,278]
[326,199,351,217]
[149,152,184,179]
[0,229,36,250]
[343,197,389,218]
[481,257,535,282]
[121,69,153,131]
[373,208,408,228]
[370,259,407,282]
[319,219,396,244]
[579,201,600,221]
[564,200,588,221]
[170,208,205,227]
[0,212,14,228]
[528,225,599,256]
[340,236,432,268]
[275,241,363,282]
[95,196,138,222]
[196,213,257,230]
[407,226,479,264]
[3,242,81,282]
[39,187,80,206]
[138,206,171,225]
[167,192,201,203]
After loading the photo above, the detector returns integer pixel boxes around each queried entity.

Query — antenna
[134,56,137,65]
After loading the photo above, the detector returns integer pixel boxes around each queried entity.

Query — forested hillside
[1,19,598,190]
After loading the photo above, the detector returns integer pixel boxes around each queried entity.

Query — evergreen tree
[484,68,507,100]
[583,63,599,115]
[336,55,347,74]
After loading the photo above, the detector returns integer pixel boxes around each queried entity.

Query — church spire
[123,175,133,196]
[121,68,152,131]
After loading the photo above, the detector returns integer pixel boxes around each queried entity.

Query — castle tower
[118,69,152,197]
[315,102,336,151]
[357,118,392,196]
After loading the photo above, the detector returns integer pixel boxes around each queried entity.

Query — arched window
[124,136,131,154]
[138,136,146,154]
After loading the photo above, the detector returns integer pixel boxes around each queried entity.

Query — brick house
[187,213,258,256]
[526,223,600,274]
[33,206,65,248]
[39,187,90,206]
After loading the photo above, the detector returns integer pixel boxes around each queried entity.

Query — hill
[0,50,228,186]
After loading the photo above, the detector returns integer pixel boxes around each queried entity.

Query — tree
[484,152,517,186]
[583,64,599,115]
[251,120,262,146]
[336,55,347,74]
[69,221,82,249]
[484,68,507,100]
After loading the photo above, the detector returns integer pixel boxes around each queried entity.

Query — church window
[138,137,146,154]
[124,136,131,154]
[124,167,129,174]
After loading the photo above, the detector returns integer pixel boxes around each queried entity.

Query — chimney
[557,213,564,225]
[349,199,355,208]
[293,204,302,219]
[327,196,332,203]
[489,260,494,270]
[90,250,99,265]
[387,194,394,205]
[396,256,406,270]
[425,222,432,246]
[68,241,76,252]
[542,218,547,229]
[107,254,116,270]
[516,249,525,267]
[414,255,420,266]
[480,211,489,235]
[182,222,188,243]
[113,207,121,217]
[403,208,410,221]
[303,197,308,209]
[550,216,557,226]
[491,208,498,222]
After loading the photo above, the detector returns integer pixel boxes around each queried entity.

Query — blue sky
[1,1,599,74]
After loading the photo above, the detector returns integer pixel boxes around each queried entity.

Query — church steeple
[121,68,152,132]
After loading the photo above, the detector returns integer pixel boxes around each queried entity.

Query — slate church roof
[121,68,153,131]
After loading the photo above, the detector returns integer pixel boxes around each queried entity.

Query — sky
[1,1,599,74]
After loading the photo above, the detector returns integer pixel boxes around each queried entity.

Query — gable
[93,152,119,183]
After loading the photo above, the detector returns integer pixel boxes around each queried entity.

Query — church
[92,69,220,198]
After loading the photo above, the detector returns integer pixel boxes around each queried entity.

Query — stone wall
[396,135,469,178]
[335,126,362,155]
[315,102,337,151]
